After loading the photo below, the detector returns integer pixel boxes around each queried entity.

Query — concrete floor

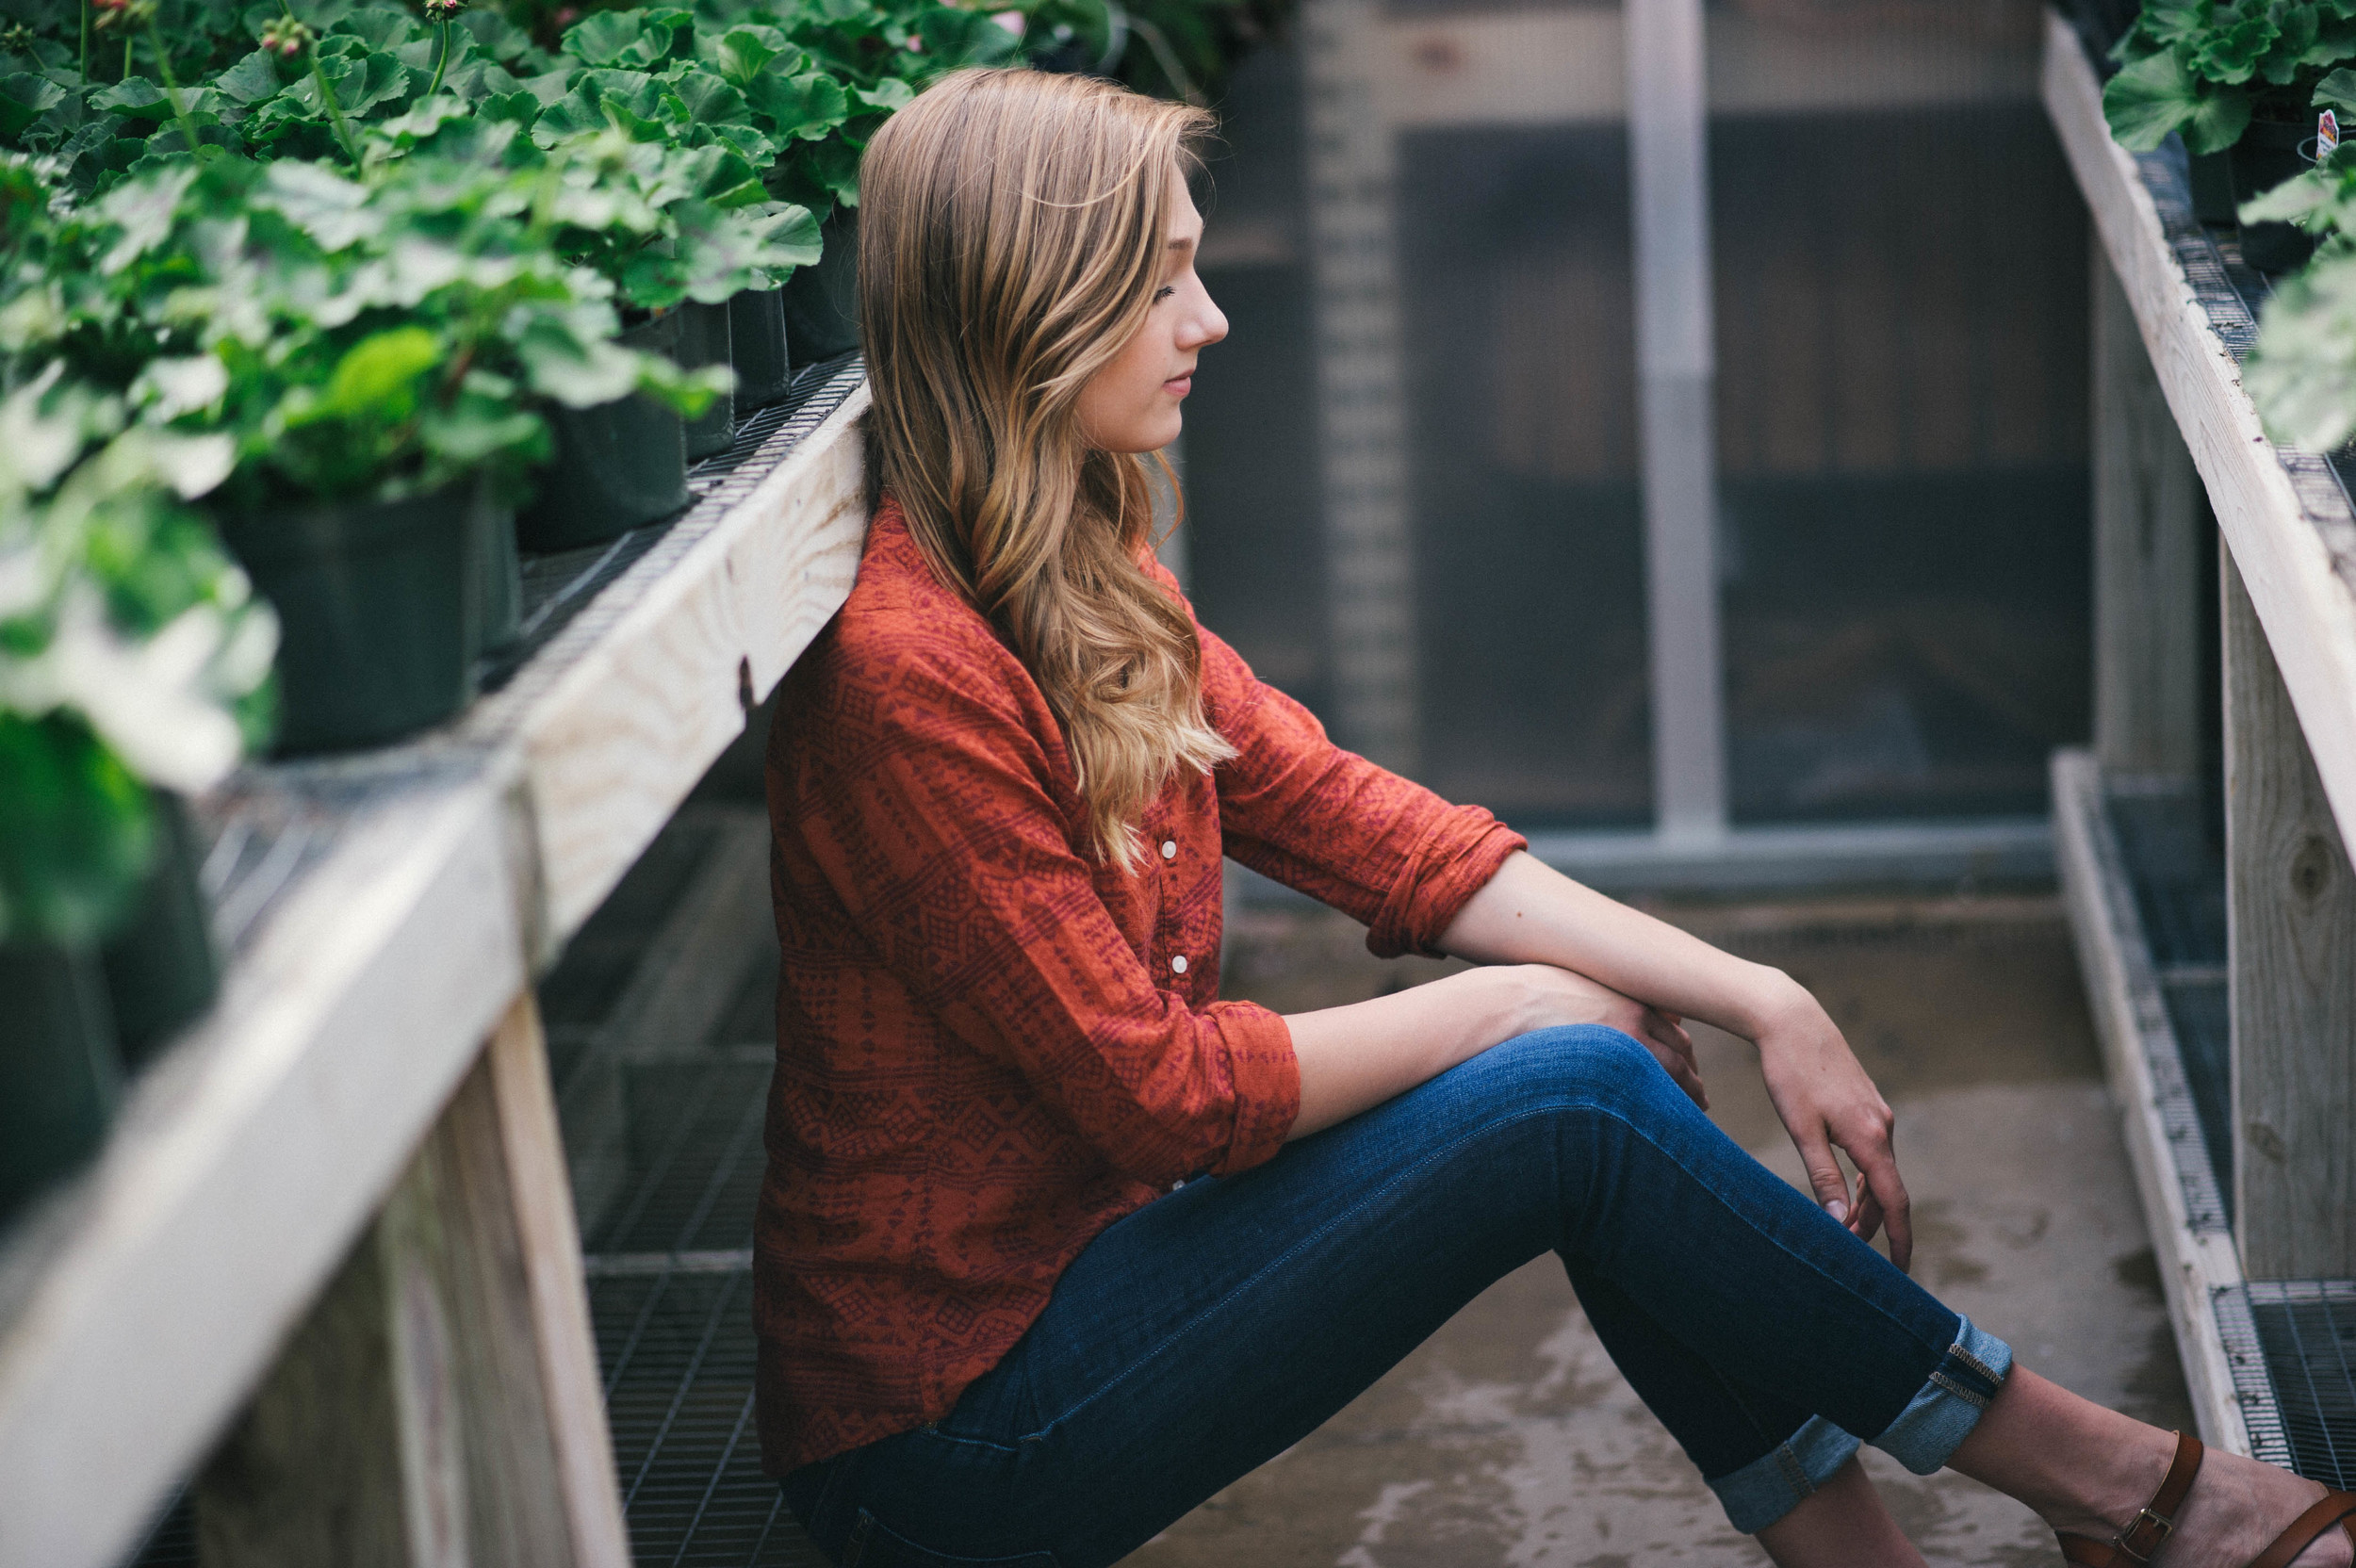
[1124,892,2190,1568]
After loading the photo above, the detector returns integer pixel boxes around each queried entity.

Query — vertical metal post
[1627,0,1727,841]
[1303,0,1419,776]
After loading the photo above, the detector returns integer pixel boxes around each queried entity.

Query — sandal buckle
[2118,1507,2173,1563]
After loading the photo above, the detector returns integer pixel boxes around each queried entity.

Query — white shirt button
[1170,955,1188,974]
[1161,840,1178,859]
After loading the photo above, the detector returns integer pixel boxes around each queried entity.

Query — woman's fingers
[1643,1007,1707,1108]
[1851,1145,1912,1272]
[1792,1127,1854,1225]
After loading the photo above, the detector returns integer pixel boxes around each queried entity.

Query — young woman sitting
[755,65,2356,1568]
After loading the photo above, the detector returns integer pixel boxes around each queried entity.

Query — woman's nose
[1184,290,1229,350]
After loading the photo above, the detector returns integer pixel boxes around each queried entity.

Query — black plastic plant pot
[2233,117,2319,272]
[781,208,859,364]
[729,286,793,410]
[98,792,219,1069]
[519,312,691,551]
[476,498,522,655]
[0,942,120,1226]
[2187,148,2237,226]
[679,300,735,461]
[221,488,480,755]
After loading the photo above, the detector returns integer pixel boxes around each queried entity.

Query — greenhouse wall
[1186,0,2094,834]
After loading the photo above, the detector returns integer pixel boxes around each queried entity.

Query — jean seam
[913,1426,1025,1457]
[1927,1370,1992,1409]
[1023,1048,1942,1442]
[1949,1346,2004,1385]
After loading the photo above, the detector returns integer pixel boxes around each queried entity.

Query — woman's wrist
[1731,964,1817,1046]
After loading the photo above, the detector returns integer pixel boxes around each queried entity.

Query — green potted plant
[679,0,1023,365]
[0,373,277,1221]
[2242,139,2356,442]
[3,139,718,747]
[2105,0,2356,268]
[526,11,826,451]
[497,117,805,534]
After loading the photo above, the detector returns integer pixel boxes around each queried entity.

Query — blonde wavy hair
[859,68,1234,872]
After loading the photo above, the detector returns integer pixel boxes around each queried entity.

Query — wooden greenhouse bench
[2044,9,2356,1471]
[0,363,871,1568]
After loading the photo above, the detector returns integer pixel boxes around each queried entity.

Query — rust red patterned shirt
[756,501,1526,1473]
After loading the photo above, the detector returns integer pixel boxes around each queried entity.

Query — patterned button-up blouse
[757,500,1526,1473]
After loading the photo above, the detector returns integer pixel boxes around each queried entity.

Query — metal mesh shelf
[2107,785,2235,1220]
[591,1266,826,1568]
[2241,1283,2356,1490]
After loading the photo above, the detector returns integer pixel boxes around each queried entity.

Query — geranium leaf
[215,49,286,106]
[2315,66,2356,113]
[563,11,647,69]
[670,68,751,128]
[296,325,440,425]
[2104,49,2206,151]
[744,70,846,141]
[2184,83,2256,154]
[0,73,65,140]
[702,24,790,89]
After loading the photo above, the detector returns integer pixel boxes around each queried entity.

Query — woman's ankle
[1943,1367,2177,1539]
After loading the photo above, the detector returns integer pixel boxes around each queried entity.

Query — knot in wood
[2290,833,2335,902]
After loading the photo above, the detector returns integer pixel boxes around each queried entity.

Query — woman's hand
[1494,964,1707,1110]
[1749,980,1912,1271]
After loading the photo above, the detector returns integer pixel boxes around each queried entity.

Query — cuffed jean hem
[1873,1315,2012,1475]
[1707,1316,2012,1534]
[1709,1415,1863,1534]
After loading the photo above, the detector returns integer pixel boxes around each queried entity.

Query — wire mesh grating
[2238,1283,2356,1490]
[2106,785,2235,1227]
[591,1266,825,1567]
[584,1058,772,1260]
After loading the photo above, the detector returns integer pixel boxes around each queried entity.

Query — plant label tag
[2321,109,2341,161]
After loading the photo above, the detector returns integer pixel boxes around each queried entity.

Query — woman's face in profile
[1074,170,1229,454]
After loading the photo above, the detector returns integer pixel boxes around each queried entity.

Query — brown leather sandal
[2056,1431,2356,1567]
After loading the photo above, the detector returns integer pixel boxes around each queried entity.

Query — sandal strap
[2053,1432,2205,1567]
[2249,1490,2356,1568]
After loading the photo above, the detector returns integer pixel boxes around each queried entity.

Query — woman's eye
[1153,286,1176,303]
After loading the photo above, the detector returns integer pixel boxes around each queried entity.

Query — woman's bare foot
[1947,1368,2351,1567]
[2137,1447,2351,1568]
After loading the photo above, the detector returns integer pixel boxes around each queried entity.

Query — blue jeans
[782,1026,2012,1567]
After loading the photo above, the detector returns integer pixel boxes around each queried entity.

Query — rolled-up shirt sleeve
[787,644,1299,1185]
[1200,624,1526,958]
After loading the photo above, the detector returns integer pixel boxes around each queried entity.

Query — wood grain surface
[2223,554,2356,1279]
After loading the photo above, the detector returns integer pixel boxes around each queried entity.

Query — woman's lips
[1164,375,1192,397]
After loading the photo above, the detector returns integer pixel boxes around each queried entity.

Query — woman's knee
[1459,1023,1681,1122]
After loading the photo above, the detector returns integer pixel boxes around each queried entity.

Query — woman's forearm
[1284,961,1692,1140]
[1433,852,1916,1265]
[1436,852,1808,1040]
[1285,969,1522,1140]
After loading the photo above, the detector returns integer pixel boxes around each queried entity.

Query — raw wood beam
[2092,254,2205,781]
[195,997,627,1568]
[2225,549,2356,1279]
[2052,750,2251,1453]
